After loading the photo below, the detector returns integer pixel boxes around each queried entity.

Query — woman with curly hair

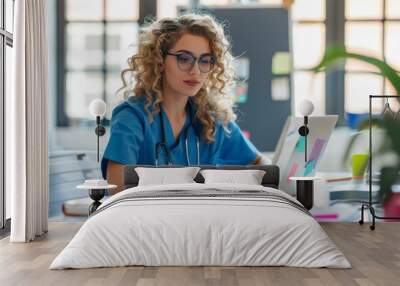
[102,13,267,194]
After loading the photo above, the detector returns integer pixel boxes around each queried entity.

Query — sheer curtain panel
[8,0,49,242]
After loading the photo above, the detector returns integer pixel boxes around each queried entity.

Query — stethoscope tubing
[155,108,200,166]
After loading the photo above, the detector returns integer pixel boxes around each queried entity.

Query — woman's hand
[252,155,262,165]
[252,154,271,165]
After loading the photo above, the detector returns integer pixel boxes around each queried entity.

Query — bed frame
[123,165,280,190]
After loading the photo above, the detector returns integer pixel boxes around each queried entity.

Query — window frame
[289,0,347,121]
[57,0,149,127]
[291,0,400,124]
[344,0,400,114]
[325,0,345,123]
[1,0,14,234]
[57,0,399,127]
[291,8,327,116]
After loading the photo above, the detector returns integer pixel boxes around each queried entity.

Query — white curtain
[8,0,49,242]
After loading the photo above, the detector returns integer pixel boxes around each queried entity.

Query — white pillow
[200,169,266,185]
[135,167,201,186]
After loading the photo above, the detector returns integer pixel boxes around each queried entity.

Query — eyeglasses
[166,51,216,73]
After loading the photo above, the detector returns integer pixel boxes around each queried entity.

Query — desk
[311,173,383,222]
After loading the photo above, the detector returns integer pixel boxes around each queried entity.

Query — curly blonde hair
[119,13,237,142]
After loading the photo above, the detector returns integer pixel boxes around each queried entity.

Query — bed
[50,165,351,269]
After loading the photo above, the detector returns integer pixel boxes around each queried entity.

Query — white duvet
[50,183,351,269]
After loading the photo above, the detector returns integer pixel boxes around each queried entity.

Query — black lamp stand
[88,116,106,215]
[298,116,309,162]
[95,115,106,162]
[293,116,314,210]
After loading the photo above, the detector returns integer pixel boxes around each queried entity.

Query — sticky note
[287,163,299,183]
[304,160,316,176]
[309,139,325,161]
[295,137,306,153]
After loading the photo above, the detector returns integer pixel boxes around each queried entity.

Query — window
[291,0,400,119]
[345,0,400,113]
[61,0,399,125]
[59,0,140,126]
[1,0,14,231]
[291,0,326,116]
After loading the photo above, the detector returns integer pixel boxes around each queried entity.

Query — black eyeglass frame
[166,51,216,73]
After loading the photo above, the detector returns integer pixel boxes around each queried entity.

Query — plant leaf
[311,45,400,104]
[379,166,400,204]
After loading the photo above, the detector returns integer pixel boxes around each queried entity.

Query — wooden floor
[0,222,399,286]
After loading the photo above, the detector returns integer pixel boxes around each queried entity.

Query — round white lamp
[89,98,107,118]
[298,98,314,118]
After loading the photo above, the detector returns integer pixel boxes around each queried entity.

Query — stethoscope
[155,106,200,166]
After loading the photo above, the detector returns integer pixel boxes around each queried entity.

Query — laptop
[271,115,338,195]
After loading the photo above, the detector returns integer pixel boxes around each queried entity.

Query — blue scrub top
[101,96,258,179]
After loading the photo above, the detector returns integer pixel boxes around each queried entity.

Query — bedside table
[77,180,117,215]
[289,176,322,210]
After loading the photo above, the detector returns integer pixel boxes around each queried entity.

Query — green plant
[311,45,400,204]
[312,45,400,98]
[369,115,400,203]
